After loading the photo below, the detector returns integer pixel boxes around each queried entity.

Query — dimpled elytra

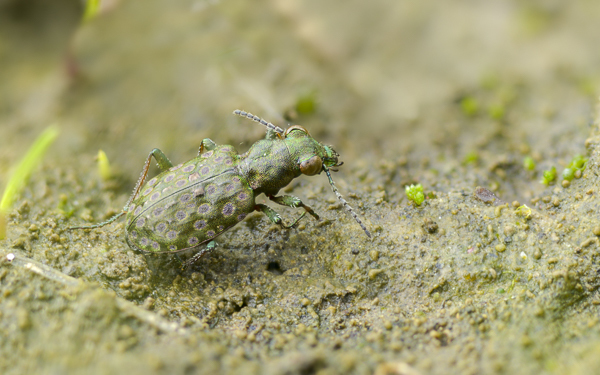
[70,110,371,269]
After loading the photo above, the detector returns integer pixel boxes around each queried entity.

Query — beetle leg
[255,204,307,229]
[68,211,126,230]
[68,148,173,230]
[150,148,174,171]
[122,148,173,210]
[197,138,218,156]
[181,240,217,270]
[268,195,320,220]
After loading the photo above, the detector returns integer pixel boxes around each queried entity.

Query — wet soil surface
[2,1,600,374]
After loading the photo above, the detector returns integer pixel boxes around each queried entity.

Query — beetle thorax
[238,138,301,196]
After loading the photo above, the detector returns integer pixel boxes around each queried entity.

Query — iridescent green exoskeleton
[70,110,371,269]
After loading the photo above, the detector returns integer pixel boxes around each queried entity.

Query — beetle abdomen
[125,146,255,253]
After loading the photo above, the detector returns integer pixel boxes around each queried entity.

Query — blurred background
[1,0,598,182]
[2,0,600,374]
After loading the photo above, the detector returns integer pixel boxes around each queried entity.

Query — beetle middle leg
[181,240,217,270]
[268,195,320,220]
[255,204,307,229]
[197,138,218,156]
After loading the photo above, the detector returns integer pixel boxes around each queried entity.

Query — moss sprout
[463,151,479,165]
[488,103,505,120]
[561,155,588,181]
[515,205,532,220]
[405,184,425,206]
[540,166,556,185]
[295,91,317,115]
[460,96,478,116]
[523,156,536,171]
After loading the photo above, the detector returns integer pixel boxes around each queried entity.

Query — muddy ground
[2,1,600,374]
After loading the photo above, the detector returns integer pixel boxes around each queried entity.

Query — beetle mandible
[71,110,371,269]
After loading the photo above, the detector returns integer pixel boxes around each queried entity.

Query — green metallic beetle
[71,110,370,268]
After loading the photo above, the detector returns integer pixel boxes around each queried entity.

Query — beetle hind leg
[68,211,126,230]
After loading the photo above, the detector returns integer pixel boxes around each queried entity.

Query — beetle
[70,110,371,269]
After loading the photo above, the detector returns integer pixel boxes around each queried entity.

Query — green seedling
[70,110,371,270]
[523,156,536,171]
[463,151,479,165]
[562,154,587,181]
[295,91,318,115]
[488,103,505,120]
[82,0,102,23]
[0,126,59,239]
[540,166,556,185]
[405,184,425,206]
[97,150,111,181]
[460,96,479,116]
[515,205,532,220]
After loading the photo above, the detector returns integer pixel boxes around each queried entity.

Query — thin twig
[4,252,186,335]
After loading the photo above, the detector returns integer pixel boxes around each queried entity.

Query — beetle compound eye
[300,155,322,176]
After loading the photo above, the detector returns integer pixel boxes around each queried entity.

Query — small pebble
[581,238,597,248]
[593,226,600,236]
[474,187,501,204]
[585,137,594,148]
[504,225,516,236]
[562,180,570,188]
[422,218,438,233]
[511,201,520,208]
[368,269,385,279]
[574,170,582,179]
[495,244,506,252]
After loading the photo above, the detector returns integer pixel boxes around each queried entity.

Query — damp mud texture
[3,1,600,374]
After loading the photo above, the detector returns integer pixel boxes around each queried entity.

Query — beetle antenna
[233,109,285,135]
[323,165,371,238]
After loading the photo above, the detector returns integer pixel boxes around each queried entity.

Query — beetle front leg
[255,204,307,229]
[197,138,218,156]
[268,195,320,221]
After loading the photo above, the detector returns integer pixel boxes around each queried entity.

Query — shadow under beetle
[71,110,371,269]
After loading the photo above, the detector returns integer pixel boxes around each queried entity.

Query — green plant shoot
[82,0,102,23]
[463,151,479,165]
[405,184,425,206]
[523,156,536,171]
[97,150,111,181]
[515,205,532,220]
[562,154,588,181]
[460,97,478,116]
[0,126,59,239]
[540,166,556,185]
